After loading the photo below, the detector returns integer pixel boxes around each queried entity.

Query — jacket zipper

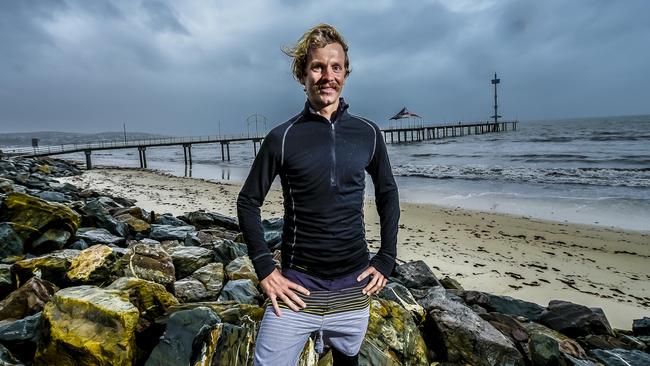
[330,122,337,187]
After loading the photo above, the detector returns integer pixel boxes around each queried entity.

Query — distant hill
[0,131,170,147]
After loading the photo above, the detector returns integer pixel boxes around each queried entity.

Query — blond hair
[283,23,351,83]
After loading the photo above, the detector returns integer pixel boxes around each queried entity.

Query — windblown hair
[282,23,351,83]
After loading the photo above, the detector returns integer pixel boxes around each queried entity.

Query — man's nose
[322,66,335,80]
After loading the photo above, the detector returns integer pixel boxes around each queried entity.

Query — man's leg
[321,306,370,366]
[254,306,321,366]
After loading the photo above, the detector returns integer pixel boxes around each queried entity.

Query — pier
[2,120,517,170]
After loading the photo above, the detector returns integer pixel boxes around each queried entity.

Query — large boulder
[460,291,545,322]
[79,199,128,238]
[0,192,81,248]
[144,307,221,366]
[168,246,213,279]
[66,244,118,284]
[0,277,57,321]
[418,287,524,366]
[217,279,260,305]
[11,249,79,287]
[75,227,125,246]
[191,321,256,366]
[35,286,140,366]
[149,224,196,241]
[540,300,614,338]
[225,255,258,285]
[360,298,429,366]
[392,260,442,290]
[480,312,530,362]
[117,243,175,289]
[378,282,426,323]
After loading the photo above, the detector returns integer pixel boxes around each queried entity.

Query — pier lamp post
[491,73,502,125]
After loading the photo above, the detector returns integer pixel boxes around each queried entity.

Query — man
[237,23,399,366]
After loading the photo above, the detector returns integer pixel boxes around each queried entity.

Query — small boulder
[191,263,224,300]
[460,291,545,322]
[79,199,128,238]
[0,264,13,299]
[378,282,426,323]
[115,213,151,235]
[35,286,140,366]
[145,307,221,366]
[540,300,614,338]
[174,278,209,303]
[392,260,441,290]
[225,255,258,285]
[589,348,650,366]
[0,223,23,258]
[0,312,43,362]
[149,224,196,241]
[633,317,650,336]
[35,190,68,203]
[75,227,125,246]
[0,277,58,321]
[524,322,591,366]
[0,343,21,366]
[168,246,213,279]
[117,243,175,289]
[183,211,239,231]
[191,321,256,365]
[31,228,71,254]
[154,214,187,227]
[217,279,260,305]
[213,240,248,265]
[67,244,118,284]
[11,249,79,287]
[440,276,464,290]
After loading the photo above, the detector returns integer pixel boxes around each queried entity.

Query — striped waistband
[264,284,370,316]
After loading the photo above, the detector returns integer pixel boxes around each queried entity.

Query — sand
[57,168,650,329]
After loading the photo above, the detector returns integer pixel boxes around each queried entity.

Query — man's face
[302,42,347,111]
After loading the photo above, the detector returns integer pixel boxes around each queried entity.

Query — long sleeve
[237,135,280,281]
[366,125,400,278]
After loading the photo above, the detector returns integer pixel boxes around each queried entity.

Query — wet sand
[57,168,650,329]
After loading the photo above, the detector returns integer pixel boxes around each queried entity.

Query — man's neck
[310,100,339,122]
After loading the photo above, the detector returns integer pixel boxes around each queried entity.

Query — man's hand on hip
[259,269,310,317]
[357,266,387,296]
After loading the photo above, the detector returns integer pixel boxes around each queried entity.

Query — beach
[57,167,650,329]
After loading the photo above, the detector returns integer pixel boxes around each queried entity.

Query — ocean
[40,114,650,232]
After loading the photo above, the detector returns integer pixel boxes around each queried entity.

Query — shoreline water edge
[56,165,650,329]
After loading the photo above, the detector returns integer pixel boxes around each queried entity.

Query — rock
[106,277,179,331]
[0,192,80,246]
[35,190,68,203]
[183,210,239,231]
[225,255,258,285]
[79,199,128,238]
[262,217,283,250]
[35,286,140,366]
[480,312,530,362]
[0,264,13,299]
[110,207,151,222]
[191,321,257,365]
[213,239,248,265]
[0,223,23,257]
[523,322,592,366]
[31,228,71,254]
[0,312,43,363]
[154,214,187,226]
[0,177,14,193]
[149,224,196,242]
[460,291,545,322]
[67,239,88,250]
[0,343,21,366]
[392,260,441,290]
[174,277,209,303]
[144,307,221,366]
[440,276,464,290]
[378,282,426,323]
[0,277,58,321]
[633,317,650,336]
[11,249,79,287]
[540,300,614,338]
[360,298,429,365]
[67,244,118,284]
[118,243,176,289]
[217,279,260,305]
[191,263,224,300]
[577,334,630,351]
[75,227,125,246]
[589,348,650,365]
[115,213,150,235]
[168,246,213,279]
[418,287,524,366]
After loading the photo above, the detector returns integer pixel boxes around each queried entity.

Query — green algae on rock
[67,244,119,285]
[35,285,139,366]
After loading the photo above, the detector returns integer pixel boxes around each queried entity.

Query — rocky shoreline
[0,156,648,365]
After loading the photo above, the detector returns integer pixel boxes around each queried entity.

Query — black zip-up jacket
[237,99,400,280]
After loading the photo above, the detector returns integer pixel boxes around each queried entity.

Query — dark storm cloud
[1,0,649,135]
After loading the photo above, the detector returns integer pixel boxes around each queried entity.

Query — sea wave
[392,164,650,188]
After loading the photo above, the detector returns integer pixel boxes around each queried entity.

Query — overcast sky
[1,0,649,135]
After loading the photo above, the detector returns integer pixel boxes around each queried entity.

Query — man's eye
[312,65,322,71]
[333,65,342,72]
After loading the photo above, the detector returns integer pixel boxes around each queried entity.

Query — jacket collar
[301,98,349,123]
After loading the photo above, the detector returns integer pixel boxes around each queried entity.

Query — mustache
[313,81,340,90]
